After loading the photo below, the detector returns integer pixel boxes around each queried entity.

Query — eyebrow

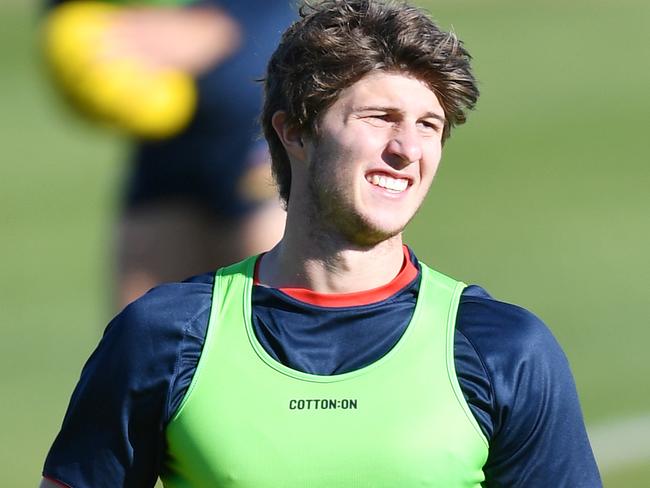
[354,105,446,123]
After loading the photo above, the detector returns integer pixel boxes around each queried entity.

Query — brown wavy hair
[262,0,479,204]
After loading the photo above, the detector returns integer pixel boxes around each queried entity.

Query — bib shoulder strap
[418,262,466,298]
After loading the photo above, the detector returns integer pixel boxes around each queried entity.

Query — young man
[41,1,602,486]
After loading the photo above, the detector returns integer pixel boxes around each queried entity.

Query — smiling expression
[294,71,445,246]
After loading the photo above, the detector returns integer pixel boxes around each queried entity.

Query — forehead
[333,71,444,115]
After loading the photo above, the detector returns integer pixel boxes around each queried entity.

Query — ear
[271,111,307,162]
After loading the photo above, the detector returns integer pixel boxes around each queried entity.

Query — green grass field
[1,0,648,485]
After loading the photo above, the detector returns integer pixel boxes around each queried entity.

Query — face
[297,71,445,246]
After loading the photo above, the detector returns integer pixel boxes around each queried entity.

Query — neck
[258,219,405,294]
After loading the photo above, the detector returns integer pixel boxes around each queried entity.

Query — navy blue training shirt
[43,248,601,487]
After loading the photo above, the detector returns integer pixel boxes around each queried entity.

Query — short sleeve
[43,277,213,488]
[456,286,602,487]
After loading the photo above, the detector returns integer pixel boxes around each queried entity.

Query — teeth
[368,174,409,192]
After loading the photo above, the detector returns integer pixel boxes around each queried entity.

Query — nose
[385,125,422,168]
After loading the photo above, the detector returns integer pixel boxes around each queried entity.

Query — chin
[347,215,408,247]
[366,207,413,232]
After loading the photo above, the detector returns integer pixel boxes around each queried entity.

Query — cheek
[309,143,351,192]
[422,145,443,181]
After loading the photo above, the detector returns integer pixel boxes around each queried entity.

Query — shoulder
[120,273,214,323]
[454,286,562,439]
[119,272,214,334]
[458,285,562,358]
[42,273,216,487]
[456,284,570,422]
[455,286,601,486]
[114,272,216,415]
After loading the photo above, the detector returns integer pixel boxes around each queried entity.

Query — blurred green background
[1,0,648,486]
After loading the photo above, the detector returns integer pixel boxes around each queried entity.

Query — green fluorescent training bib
[162,256,488,487]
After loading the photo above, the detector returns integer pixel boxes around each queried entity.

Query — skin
[103,5,242,75]
[260,71,445,294]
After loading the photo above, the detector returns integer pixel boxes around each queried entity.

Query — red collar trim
[253,245,418,307]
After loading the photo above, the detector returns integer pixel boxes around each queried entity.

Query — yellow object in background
[42,1,197,139]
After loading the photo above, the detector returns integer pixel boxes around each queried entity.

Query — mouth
[365,172,411,193]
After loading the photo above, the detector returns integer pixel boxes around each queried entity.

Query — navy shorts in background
[124,0,296,218]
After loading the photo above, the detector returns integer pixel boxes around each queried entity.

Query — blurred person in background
[41,0,295,308]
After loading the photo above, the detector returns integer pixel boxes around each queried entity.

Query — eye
[418,119,443,133]
[363,113,392,126]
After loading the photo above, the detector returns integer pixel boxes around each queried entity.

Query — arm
[41,279,212,487]
[456,288,602,487]
[44,0,242,74]
[41,305,166,487]
[40,2,242,139]
[41,1,295,138]
[103,5,242,75]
